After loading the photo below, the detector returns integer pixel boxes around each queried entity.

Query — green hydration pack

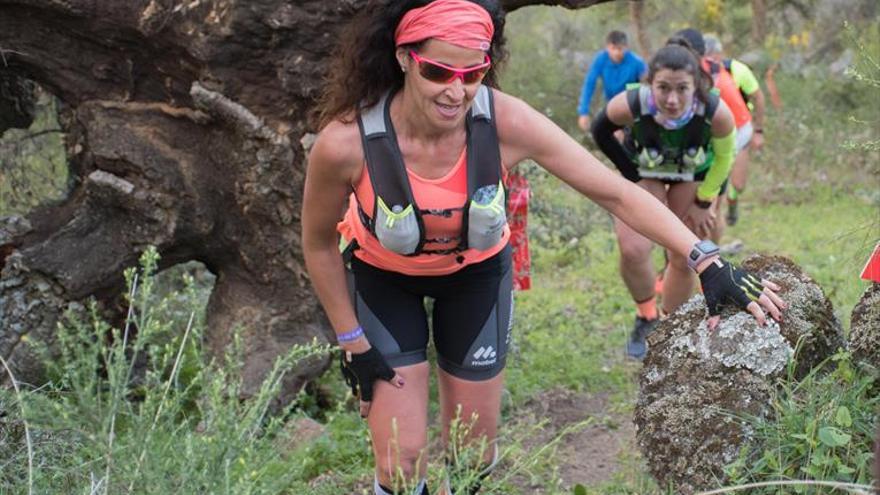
[624,84,720,182]
[356,85,506,256]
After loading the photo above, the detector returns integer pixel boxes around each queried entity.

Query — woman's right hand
[339,338,405,418]
[697,257,787,330]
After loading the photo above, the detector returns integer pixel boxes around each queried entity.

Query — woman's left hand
[683,203,717,239]
[698,257,788,330]
[750,131,765,151]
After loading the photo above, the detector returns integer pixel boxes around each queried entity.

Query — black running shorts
[348,244,513,381]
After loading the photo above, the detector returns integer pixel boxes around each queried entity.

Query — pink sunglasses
[408,51,491,85]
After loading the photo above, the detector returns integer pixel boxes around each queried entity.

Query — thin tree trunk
[752,0,768,45]
[629,1,651,58]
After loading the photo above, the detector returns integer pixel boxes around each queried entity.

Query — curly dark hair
[312,0,508,129]
[646,39,713,105]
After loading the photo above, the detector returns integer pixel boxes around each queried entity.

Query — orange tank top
[703,59,751,128]
[337,147,510,276]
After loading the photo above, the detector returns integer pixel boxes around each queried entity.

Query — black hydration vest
[355,85,506,256]
[623,84,720,181]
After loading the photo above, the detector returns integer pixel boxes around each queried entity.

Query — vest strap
[355,86,504,256]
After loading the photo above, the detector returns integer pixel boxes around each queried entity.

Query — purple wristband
[337,325,364,343]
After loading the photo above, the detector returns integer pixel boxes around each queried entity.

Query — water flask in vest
[467,183,506,251]
[638,148,662,169]
[375,199,420,255]
[682,147,706,168]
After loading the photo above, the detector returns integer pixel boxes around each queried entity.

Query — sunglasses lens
[462,66,489,84]
[419,62,455,83]
[411,51,491,85]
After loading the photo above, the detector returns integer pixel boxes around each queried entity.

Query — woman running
[302,2,786,493]
[591,38,755,360]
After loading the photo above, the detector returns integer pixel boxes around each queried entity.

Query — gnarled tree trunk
[0,0,622,406]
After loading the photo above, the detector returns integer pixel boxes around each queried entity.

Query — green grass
[724,352,878,493]
[723,189,876,328]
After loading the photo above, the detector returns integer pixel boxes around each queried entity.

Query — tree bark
[502,0,619,10]
[0,73,36,134]
[628,0,651,58]
[751,0,768,45]
[0,0,622,405]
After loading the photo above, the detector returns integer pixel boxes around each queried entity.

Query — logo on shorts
[471,346,497,366]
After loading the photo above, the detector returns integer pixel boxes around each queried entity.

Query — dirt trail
[507,387,639,492]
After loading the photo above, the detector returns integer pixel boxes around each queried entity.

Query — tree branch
[502,0,628,12]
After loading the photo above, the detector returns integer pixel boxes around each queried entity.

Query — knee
[618,237,651,264]
[375,440,427,486]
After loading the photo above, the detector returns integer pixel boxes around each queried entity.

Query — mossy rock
[849,283,880,373]
[635,255,845,494]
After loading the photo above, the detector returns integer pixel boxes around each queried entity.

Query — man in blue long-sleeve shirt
[577,31,647,132]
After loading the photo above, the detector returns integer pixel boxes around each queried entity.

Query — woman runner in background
[590,39,756,360]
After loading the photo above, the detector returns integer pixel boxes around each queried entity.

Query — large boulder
[635,255,846,494]
[849,283,880,372]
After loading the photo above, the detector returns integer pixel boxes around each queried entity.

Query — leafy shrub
[0,247,331,494]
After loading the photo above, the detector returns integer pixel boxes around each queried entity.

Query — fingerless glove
[340,346,395,402]
[699,259,765,316]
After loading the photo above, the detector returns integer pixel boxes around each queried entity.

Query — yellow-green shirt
[729,59,760,96]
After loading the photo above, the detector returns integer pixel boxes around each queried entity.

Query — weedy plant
[723,351,878,495]
[0,246,331,494]
[454,410,596,493]
[355,404,596,495]
[841,21,880,154]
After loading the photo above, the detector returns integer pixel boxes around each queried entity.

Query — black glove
[339,346,395,402]
[699,258,765,316]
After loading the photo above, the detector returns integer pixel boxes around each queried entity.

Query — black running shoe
[726,200,739,226]
[626,316,658,360]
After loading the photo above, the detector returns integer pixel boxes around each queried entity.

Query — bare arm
[711,98,736,137]
[301,120,369,353]
[495,90,701,262]
[748,88,766,150]
[495,89,784,326]
[749,88,766,131]
[302,120,405,416]
[603,90,636,127]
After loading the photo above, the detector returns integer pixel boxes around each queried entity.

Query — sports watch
[687,240,720,271]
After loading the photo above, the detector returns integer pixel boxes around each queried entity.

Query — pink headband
[394,0,494,52]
